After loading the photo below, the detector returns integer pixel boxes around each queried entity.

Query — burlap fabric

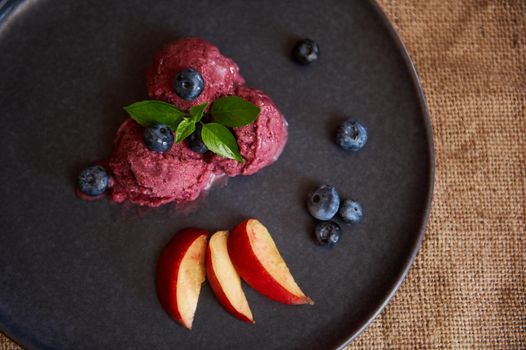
[1,0,525,349]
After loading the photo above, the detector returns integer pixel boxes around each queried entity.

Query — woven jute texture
[346,0,526,349]
[1,0,525,349]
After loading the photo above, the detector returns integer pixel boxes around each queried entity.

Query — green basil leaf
[201,123,243,162]
[210,96,260,127]
[123,100,185,130]
[175,118,196,143]
[189,102,208,123]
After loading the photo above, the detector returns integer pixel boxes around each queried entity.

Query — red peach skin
[206,230,254,323]
[228,219,313,305]
[156,228,208,329]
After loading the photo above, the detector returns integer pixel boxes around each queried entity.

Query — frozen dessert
[77,38,288,207]
[108,119,217,206]
[146,38,245,111]
[212,86,288,176]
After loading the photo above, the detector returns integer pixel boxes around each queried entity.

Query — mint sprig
[123,100,185,130]
[202,123,244,162]
[123,96,260,162]
[175,118,196,143]
[189,102,208,123]
[211,96,260,127]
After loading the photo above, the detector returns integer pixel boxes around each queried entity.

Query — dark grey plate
[0,0,433,349]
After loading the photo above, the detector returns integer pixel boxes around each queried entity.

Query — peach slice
[228,219,313,305]
[156,228,208,329]
[206,230,254,323]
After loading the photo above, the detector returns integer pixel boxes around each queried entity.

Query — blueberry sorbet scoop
[104,38,288,207]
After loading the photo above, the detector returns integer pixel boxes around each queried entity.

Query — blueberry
[143,124,174,153]
[307,185,340,220]
[336,120,368,151]
[187,123,208,154]
[78,165,109,196]
[315,221,342,247]
[292,39,320,65]
[173,68,204,100]
[339,199,363,224]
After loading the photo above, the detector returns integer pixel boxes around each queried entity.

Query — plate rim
[334,1,435,349]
